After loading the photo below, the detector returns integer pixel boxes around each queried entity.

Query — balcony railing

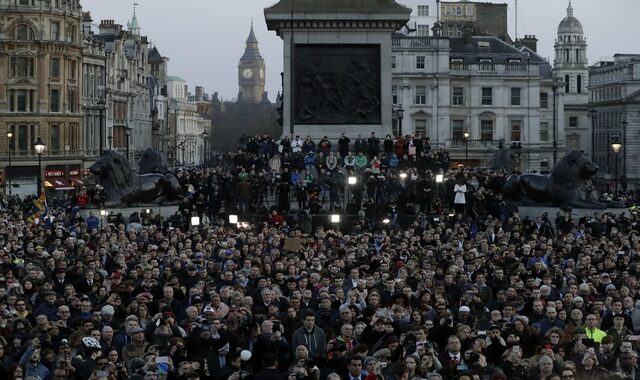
[2,149,86,159]
[450,62,532,75]
[445,139,503,149]
[391,36,449,49]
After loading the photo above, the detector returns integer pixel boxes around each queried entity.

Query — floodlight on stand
[330,214,341,223]
[436,174,444,183]
[348,176,357,185]
[399,172,407,179]
[382,218,391,224]
[228,215,238,224]
[145,209,151,214]
[190,216,200,226]
[238,221,250,229]
[100,210,107,216]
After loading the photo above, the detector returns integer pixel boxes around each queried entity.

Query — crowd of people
[2,132,640,380]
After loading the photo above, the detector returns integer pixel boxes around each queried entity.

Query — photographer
[253,319,291,371]
[185,318,230,378]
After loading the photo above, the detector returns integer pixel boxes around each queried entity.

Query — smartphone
[96,370,109,378]
[156,356,169,364]
[582,339,595,348]
[477,330,487,335]
[627,335,640,341]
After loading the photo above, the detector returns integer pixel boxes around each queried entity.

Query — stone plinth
[265,0,411,139]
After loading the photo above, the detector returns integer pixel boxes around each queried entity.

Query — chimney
[518,34,538,53]
[82,11,93,36]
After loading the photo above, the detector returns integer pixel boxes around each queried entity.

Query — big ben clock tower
[238,22,266,103]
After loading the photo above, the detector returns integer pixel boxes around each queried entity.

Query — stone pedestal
[265,0,410,139]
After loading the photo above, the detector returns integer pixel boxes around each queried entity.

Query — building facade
[589,55,640,188]
[391,32,562,172]
[167,76,208,166]
[237,23,266,103]
[0,0,85,197]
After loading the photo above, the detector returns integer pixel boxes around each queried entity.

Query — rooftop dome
[558,2,583,35]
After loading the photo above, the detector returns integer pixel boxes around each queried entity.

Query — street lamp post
[34,137,46,196]
[552,77,563,166]
[97,98,106,156]
[125,128,131,160]
[397,105,404,137]
[7,132,13,195]
[611,136,622,194]
[622,118,627,189]
[463,130,470,166]
[202,131,209,165]
[108,135,113,150]
[587,108,598,163]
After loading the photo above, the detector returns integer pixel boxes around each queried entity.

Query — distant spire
[567,0,574,17]
[246,21,258,45]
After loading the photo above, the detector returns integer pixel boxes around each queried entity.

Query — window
[565,75,570,93]
[415,119,427,137]
[70,61,77,80]
[11,56,34,77]
[416,56,425,70]
[50,57,60,78]
[447,25,454,37]
[392,85,398,105]
[481,87,492,106]
[511,87,521,106]
[540,92,548,109]
[415,86,426,105]
[417,5,429,16]
[577,74,582,93]
[51,125,60,151]
[565,49,570,62]
[456,25,463,37]
[51,22,60,41]
[69,90,77,113]
[452,87,464,106]
[466,5,474,16]
[50,89,60,112]
[16,90,28,112]
[15,24,35,40]
[417,24,429,37]
[575,49,580,62]
[511,120,522,141]
[391,55,397,70]
[452,120,464,140]
[456,6,463,15]
[540,122,549,142]
[569,117,578,128]
[18,125,28,151]
[480,119,494,141]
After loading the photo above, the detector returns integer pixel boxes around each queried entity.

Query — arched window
[15,23,36,40]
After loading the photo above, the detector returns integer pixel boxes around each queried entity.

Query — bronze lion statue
[503,151,606,209]
[89,150,182,206]
[138,148,168,174]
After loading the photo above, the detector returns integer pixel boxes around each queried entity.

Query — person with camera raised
[254,319,290,372]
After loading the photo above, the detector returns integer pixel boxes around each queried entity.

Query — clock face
[259,69,265,79]
[242,68,254,79]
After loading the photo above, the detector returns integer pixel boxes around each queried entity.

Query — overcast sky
[82,0,639,102]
